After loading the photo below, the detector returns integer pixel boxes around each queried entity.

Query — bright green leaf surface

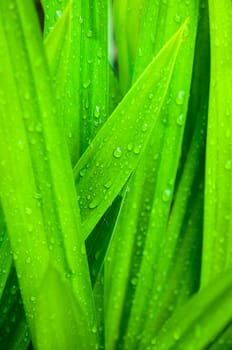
[202,0,232,285]
[0,1,96,348]
[150,269,232,350]
[104,2,199,348]
[74,20,187,240]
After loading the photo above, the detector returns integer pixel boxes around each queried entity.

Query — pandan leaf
[74,19,188,240]
[149,269,232,350]
[44,0,109,161]
[0,269,29,350]
[112,0,146,93]
[0,1,96,348]
[201,0,232,285]
[104,1,199,348]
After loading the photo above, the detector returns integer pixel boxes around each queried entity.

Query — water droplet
[56,10,62,18]
[142,123,148,132]
[88,198,99,209]
[133,145,142,155]
[113,146,122,158]
[26,257,31,264]
[162,189,172,202]
[104,180,112,189]
[173,330,180,340]
[175,90,185,105]
[83,80,91,89]
[92,325,97,333]
[10,285,17,295]
[79,16,83,24]
[18,140,24,150]
[25,207,32,215]
[36,122,43,132]
[131,277,138,286]
[224,160,232,170]
[30,296,36,302]
[176,113,184,126]
[174,13,181,23]
[86,30,93,38]
[34,192,42,199]
[94,105,100,118]
[127,143,133,151]
[148,93,154,100]
[79,167,87,177]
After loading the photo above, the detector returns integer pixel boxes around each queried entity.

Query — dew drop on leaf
[176,113,184,126]
[113,146,122,158]
[25,207,32,215]
[88,198,99,209]
[162,189,172,202]
[10,285,17,295]
[142,123,148,132]
[83,80,91,89]
[175,90,185,105]
[104,180,112,189]
[94,105,100,118]
[133,145,142,155]
[224,160,232,170]
[56,10,62,18]
[79,167,87,177]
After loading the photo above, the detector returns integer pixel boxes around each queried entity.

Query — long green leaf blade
[149,270,232,350]
[201,0,232,285]
[74,20,188,240]
[0,1,96,348]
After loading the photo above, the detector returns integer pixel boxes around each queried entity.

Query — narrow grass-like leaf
[149,270,232,350]
[135,4,209,344]
[0,1,96,348]
[0,215,12,299]
[0,270,29,350]
[104,2,199,348]
[201,0,232,285]
[74,21,187,240]
[112,0,146,93]
[86,195,123,287]
[43,0,109,159]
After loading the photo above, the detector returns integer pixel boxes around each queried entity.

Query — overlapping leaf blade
[150,269,232,350]
[0,1,96,348]
[74,20,188,240]
[201,0,232,285]
[104,1,199,348]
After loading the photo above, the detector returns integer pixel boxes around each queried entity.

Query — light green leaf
[74,19,188,240]
[202,0,232,285]
[112,0,146,93]
[149,269,232,350]
[104,2,199,348]
[0,1,96,348]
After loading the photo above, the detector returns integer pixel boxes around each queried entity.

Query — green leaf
[0,212,12,300]
[104,2,199,348]
[74,20,188,240]
[0,270,29,350]
[0,1,96,348]
[112,0,146,93]
[149,269,232,349]
[201,0,232,285]
[44,0,109,160]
